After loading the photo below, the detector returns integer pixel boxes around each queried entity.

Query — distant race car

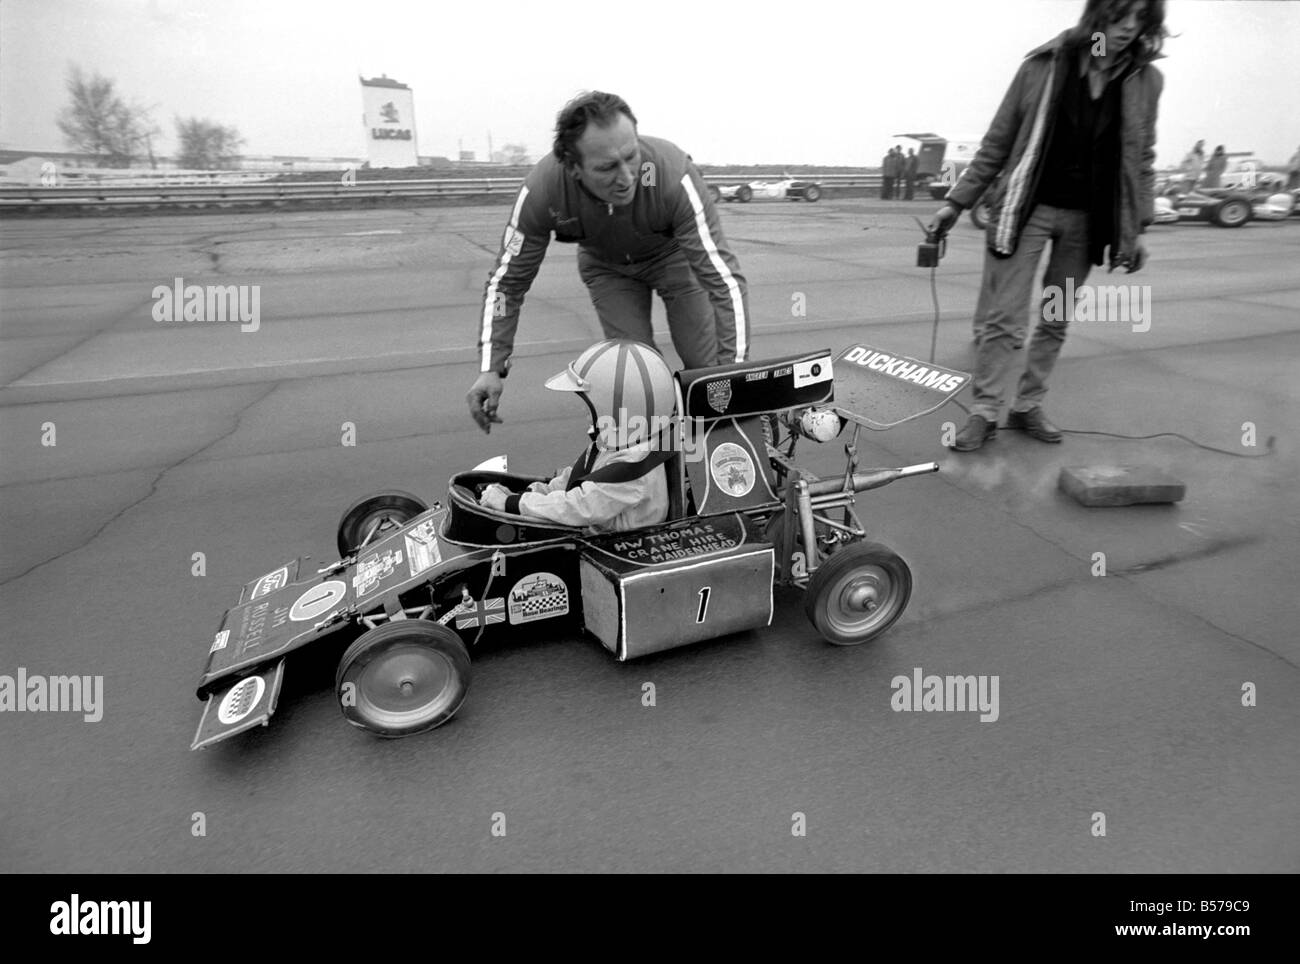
[710,176,822,203]
[1153,187,1297,227]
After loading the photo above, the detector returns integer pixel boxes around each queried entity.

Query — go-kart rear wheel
[804,542,911,645]
[336,620,470,738]
[803,184,822,202]
[736,185,753,203]
[970,201,991,230]
[336,490,428,557]
[708,184,721,203]
[1213,198,1250,227]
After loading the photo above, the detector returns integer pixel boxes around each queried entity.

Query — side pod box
[578,514,774,661]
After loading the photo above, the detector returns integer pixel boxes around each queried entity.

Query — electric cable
[922,240,1277,460]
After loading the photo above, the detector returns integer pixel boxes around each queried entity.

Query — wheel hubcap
[828,566,896,634]
[354,644,456,728]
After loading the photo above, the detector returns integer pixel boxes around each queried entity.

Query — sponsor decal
[793,357,833,387]
[709,442,756,497]
[250,565,289,599]
[404,519,442,577]
[606,520,743,566]
[289,580,348,622]
[840,346,967,394]
[455,596,506,629]
[706,378,732,414]
[354,548,403,597]
[218,675,265,724]
[209,629,230,654]
[507,572,569,624]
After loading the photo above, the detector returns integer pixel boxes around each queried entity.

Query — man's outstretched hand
[467,371,504,433]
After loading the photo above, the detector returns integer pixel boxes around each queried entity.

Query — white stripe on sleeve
[679,174,747,362]
[480,185,531,372]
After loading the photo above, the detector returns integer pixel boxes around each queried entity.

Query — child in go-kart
[478,339,675,533]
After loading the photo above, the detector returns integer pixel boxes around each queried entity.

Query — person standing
[929,0,1166,451]
[1181,139,1205,191]
[466,91,750,433]
[903,148,918,200]
[1201,145,1227,189]
[881,148,895,199]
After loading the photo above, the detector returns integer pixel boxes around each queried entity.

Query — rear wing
[832,344,969,430]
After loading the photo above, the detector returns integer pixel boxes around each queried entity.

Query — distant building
[360,74,419,168]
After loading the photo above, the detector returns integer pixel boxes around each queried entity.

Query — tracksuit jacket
[507,442,668,532]
[477,136,749,375]
[946,30,1164,268]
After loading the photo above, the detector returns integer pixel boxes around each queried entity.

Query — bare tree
[174,117,246,170]
[56,65,158,168]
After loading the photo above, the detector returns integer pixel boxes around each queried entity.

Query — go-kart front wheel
[336,490,428,557]
[336,620,470,737]
[804,542,912,645]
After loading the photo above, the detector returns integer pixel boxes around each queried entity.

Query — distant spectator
[903,148,918,199]
[1181,139,1205,191]
[1201,145,1226,189]
[1287,145,1300,191]
[880,149,892,199]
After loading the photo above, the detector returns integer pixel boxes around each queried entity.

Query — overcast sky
[2,0,1298,168]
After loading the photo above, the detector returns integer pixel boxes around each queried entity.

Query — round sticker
[289,580,348,622]
[709,442,756,497]
[218,675,265,724]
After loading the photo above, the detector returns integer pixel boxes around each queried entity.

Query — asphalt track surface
[1,198,1297,873]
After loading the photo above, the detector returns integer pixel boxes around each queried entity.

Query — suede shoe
[1006,407,1063,443]
[951,414,997,451]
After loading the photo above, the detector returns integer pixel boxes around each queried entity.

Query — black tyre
[804,542,912,645]
[336,620,470,737]
[1212,198,1250,227]
[737,185,753,203]
[708,184,721,203]
[803,184,822,202]
[336,490,428,557]
[970,201,991,230]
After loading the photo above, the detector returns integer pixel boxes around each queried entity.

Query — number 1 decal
[696,586,711,623]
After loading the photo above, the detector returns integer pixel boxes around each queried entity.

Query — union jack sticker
[454,596,506,629]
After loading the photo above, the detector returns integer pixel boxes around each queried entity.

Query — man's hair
[1075,0,1169,61]
[553,91,638,166]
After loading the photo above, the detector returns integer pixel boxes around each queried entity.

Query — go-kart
[191,344,970,749]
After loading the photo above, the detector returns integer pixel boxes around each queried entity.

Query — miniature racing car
[191,344,969,749]
[710,176,822,203]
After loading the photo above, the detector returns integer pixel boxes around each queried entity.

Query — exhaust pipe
[806,461,938,497]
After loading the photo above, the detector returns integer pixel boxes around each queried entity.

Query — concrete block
[1058,464,1187,507]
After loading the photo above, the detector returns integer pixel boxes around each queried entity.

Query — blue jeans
[970,204,1092,421]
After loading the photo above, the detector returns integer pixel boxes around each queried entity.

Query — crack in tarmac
[0,382,281,589]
